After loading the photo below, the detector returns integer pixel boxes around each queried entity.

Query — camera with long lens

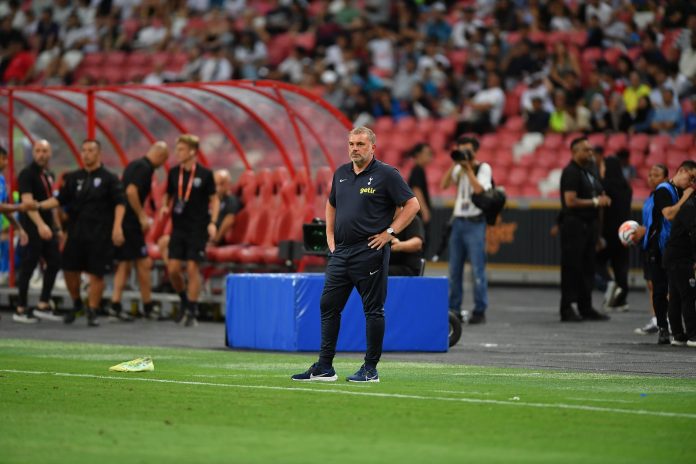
[450,149,473,162]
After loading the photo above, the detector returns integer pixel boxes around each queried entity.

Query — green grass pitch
[1,338,695,463]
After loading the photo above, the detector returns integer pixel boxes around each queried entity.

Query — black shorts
[168,231,207,262]
[115,226,148,261]
[62,236,115,277]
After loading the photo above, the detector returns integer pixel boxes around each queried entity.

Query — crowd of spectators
[1,0,696,136]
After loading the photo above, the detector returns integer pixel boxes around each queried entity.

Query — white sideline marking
[566,397,638,404]
[2,369,695,420]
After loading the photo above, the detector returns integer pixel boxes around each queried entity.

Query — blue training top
[642,181,678,252]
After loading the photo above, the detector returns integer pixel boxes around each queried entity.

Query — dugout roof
[0,81,351,181]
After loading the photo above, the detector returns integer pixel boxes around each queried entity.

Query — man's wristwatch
[592,197,599,208]
[386,227,395,236]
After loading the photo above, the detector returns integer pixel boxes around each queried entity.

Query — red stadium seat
[606,133,628,153]
[626,48,642,61]
[498,132,519,150]
[447,49,468,73]
[603,47,623,66]
[650,134,671,151]
[428,131,448,151]
[587,133,606,149]
[81,52,105,68]
[521,184,540,197]
[672,134,694,151]
[492,148,513,166]
[542,134,564,150]
[628,134,650,153]
[480,134,499,151]
[374,117,393,134]
[127,51,150,67]
[506,167,528,188]
[581,47,602,65]
[104,51,128,66]
[502,116,525,134]
[567,31,587,48]
[395,116,417,133]
[436,118,457,137]
[415,117,436,137]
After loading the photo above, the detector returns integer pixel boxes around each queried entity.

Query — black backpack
[472,163,506,226]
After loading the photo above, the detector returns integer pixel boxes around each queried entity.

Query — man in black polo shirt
[662,176,696,347]
[292,126,420,383]
[641,161,695,343]
[109,141,169,321]
[388,214,425,276]
[160,134,218,327]
[38,139,126,327]
[15,140,62,323]
[559,136,611,322]
[210,169,241,245]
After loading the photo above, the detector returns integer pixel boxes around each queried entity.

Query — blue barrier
[226,273,449,352]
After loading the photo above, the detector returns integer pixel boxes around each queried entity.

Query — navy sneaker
[291,363,337,382]
[346,364,379,383]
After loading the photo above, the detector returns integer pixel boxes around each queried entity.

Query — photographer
[440,135,491,324]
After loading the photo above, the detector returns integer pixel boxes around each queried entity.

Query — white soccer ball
[618,220,640,246]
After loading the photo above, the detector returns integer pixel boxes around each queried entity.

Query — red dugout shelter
[0,80,352,283]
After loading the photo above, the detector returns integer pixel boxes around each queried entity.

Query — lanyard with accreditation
[173,162,196,215]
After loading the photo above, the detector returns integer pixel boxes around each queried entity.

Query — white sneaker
[33,308,64,322]
[54,271,67,290]
[634,320,659,335]
[603,281,617,307]
[12,312,39,324]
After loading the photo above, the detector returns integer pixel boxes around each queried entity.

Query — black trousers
[596,232,630,303]
[319,242,390,369]
[560,216,597,314]
[646,250,669,330]
[17,231,61,307]
[667,264,696,338]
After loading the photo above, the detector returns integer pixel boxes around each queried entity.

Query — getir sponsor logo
[360,187,376,195]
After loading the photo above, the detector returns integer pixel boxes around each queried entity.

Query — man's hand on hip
[368,231,392,250]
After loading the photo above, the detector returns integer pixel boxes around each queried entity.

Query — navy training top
[329,158,415,247]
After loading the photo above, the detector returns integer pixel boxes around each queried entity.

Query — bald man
[211,169,241,245]
[15,140,63,323]
[110,141,169,321]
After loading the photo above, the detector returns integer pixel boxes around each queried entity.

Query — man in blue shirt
[292,126,420,383]
[651,88,683,136]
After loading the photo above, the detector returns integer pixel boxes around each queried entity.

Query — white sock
[651,316,657,325]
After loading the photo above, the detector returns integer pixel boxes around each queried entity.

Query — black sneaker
[560,307,583,322]
[580,309,610,321]
[107,307,134,322]
[686,336,696,348]
[468,312,486,324]
[657,327,671,345]
[291,362,337,382]
[671,333,688,346]
[86,308,100,327]
[346,364,379,383]
[182,313,198,327]
[63,308,78,324]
